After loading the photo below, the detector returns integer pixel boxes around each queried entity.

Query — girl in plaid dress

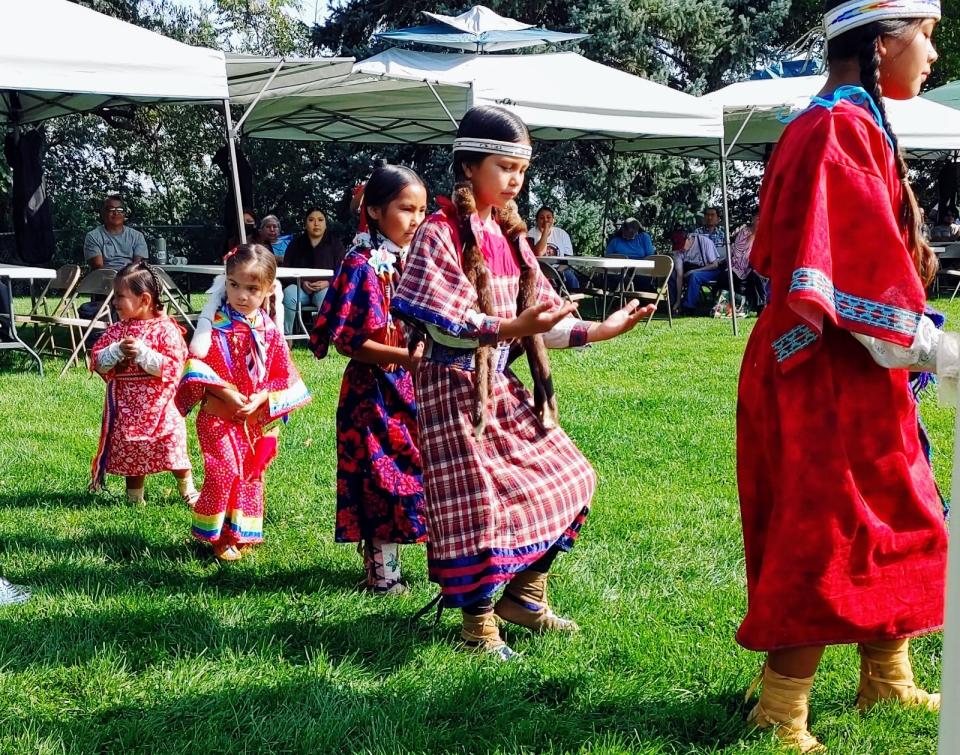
[392,106,654,660]
[311,165,429,594]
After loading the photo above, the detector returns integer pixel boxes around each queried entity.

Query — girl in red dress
[311,164,429,595]
[90,262,197,505]
[176,245,311,562]
[392,106,655,660]
[738,1,949,749]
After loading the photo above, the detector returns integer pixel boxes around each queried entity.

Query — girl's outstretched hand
[502,301,579,339]
[592,300,656,342]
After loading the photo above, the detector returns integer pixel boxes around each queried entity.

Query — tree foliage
[2,0,958,262]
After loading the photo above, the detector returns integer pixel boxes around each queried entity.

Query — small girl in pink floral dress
[90,261,198,505]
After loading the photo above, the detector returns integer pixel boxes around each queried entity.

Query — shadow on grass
[0,491,120,510]
[1,529,362,595]
[0,601,431,677]
[9,671,752,753]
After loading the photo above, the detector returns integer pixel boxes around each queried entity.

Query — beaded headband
[824,0,941,40]
[452,138,532,159]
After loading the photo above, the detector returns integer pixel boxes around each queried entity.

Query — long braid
[144,262,165,315]
[496,201,559,428]
[858,35,938,286]
[453,182,495,436]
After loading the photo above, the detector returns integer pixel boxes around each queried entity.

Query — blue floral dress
[310,234,427,544]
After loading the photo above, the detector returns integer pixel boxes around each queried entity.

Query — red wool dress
[90,317,191,488]
[736,96,948,651]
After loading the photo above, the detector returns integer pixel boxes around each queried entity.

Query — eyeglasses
[105,207,127,215]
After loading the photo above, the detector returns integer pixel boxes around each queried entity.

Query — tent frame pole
[426,80,459,127]
[719,134,738,336]
[235,59,286,133]
[598,143,616,255]
[939,403,960,753]
[222,100,247,245]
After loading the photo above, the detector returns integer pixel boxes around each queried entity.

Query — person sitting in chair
[672,233,719,314]
[605,218,654,259]
[84,195,147,272]
[79,194,147,322]
[528,206,580,292]
[931,208,960,242]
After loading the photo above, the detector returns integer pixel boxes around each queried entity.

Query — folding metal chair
[20,264,81,355]
[152,266,198,332]
[629,254,674,328]
[537,260,589,318]
[35,269,118,376]
[936,243,960,301]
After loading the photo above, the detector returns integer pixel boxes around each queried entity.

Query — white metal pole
[222,100,247,245]
[938,402,960,754]
[718,136,738,336]
[234,59,285,133]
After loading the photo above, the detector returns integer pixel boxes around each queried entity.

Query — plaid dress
[393,201,594,607]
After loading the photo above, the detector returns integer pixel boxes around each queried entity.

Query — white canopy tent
[237,48,722,147]
[0,0,229,125]
[0,0,244,259]
[926,80,960,111]
[229,48,741,330]
[618,75,960,161]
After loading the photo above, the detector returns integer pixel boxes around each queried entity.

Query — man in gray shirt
[78,195,148,325]
[84,195,147,270]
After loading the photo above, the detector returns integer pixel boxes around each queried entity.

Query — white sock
[126,487,145,504]
[176,473,198,497]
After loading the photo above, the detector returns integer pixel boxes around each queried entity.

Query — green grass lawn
[0,302,955,754]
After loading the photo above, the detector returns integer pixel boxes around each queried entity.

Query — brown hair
[225,243,279,318]
[225,243,277,287]
[115,260,163,315]
[825,4,937,285]
[451,106,557,435]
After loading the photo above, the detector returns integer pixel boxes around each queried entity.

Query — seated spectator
[669,225,688,253]
[605,218,654,259]
[931,208,960,242]
[920,208,932,242]
[696,206,727,258]
[527,206,579,292]
[226,209,259,252]
[729,210,758,281]
[259,215,282,255]
[84,195,147,271]
[671,233,719,314]
[281,207,345,334]
[79,194,147,322]
[727,210,767,313]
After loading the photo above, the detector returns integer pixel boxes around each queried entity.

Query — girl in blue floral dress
[310,165,429,594]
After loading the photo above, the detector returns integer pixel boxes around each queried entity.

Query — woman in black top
[281,207,345,334]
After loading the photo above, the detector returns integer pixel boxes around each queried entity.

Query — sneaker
[0,578,31,606]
